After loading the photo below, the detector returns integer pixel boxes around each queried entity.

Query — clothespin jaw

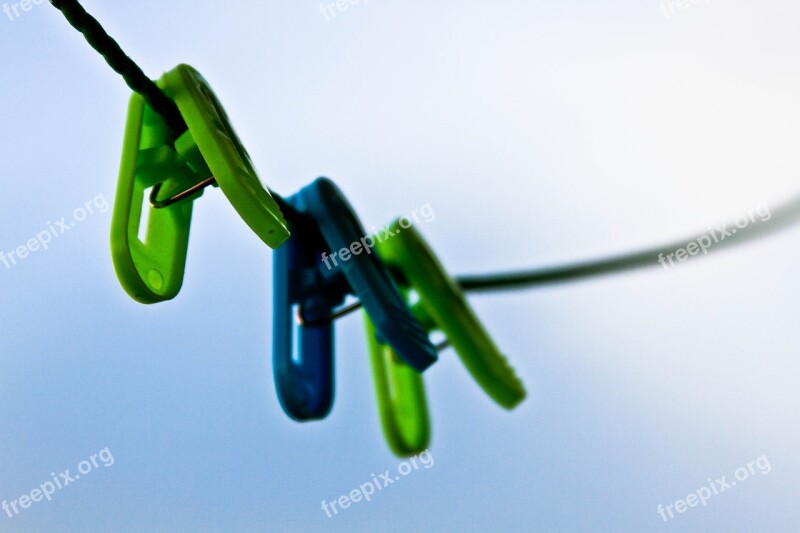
[366,221,525,453]
[168,65,289,248]
[273,210,344,421]
[111,64,290,303]
[387,221,525,406]
[110,83,205,303]
[299,179,438,372]
[364,313,430,457]
[272,178,438,421]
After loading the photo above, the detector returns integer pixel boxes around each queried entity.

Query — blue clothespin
[273,177,438,420]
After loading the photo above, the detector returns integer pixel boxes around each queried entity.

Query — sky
[2,1,800,531]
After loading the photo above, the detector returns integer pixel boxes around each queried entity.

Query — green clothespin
[110,64,289,303]
[365,221,526,456]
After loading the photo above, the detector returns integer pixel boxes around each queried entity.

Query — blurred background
[1,1,799,531]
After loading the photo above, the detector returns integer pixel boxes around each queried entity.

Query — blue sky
[2,1,800,531]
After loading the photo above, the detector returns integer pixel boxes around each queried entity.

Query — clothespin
[273,178,439,420]
[365,220,526,456]
[110,64,289,303]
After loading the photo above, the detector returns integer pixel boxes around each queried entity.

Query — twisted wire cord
[457,191,800,291]
[49,0,187,135]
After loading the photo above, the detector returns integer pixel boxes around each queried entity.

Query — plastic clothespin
[110,64,289,303]
[273,178,438,420]
[365,220,526,456]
